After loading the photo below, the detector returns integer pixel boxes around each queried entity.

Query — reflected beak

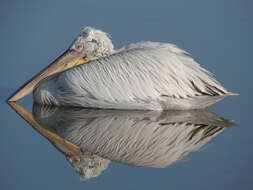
[7,49,90,102]
[8,102,82,156]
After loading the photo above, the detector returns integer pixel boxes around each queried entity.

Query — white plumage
[33,105,234,179]
[33,27,236,110]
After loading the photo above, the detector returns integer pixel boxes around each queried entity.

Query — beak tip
[6,98,15,102]
[6,92,19,102]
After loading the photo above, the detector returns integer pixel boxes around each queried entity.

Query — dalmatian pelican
[8,27,238,110]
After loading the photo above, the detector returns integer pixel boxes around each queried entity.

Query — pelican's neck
[91,32,115,60]
[90,46,115,60]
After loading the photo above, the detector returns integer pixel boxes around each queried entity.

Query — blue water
[0,0,252,189]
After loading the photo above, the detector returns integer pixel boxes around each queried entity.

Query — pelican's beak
[7,49,90,102]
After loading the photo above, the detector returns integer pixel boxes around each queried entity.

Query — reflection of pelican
[9,103,234,179]
[8,27,237,110]
[32,104,234,170]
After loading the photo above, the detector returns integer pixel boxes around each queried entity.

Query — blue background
[0,0,252,189]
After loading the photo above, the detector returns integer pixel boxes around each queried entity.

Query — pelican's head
[71,27,114,60]
[8,27,114,102]
[67,152,110,180]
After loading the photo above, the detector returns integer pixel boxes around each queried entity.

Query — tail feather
[226,92,240,96]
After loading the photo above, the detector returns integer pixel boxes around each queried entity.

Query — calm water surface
[0,0,252,190]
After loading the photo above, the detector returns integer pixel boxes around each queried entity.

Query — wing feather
[34,41,229,108]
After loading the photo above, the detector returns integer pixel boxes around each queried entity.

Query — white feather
[33,106,234,170]
[34,28,236,110]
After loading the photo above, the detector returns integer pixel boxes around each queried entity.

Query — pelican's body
[9,27,237,110]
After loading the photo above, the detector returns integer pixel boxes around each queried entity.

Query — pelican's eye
[75,44,83,50]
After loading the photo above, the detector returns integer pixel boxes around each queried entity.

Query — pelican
[8,27,238,110]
